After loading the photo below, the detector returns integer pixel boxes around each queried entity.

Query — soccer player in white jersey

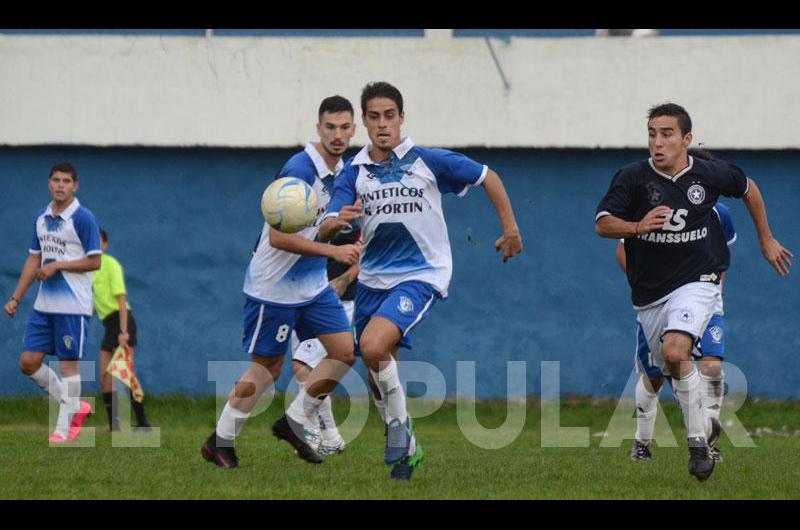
[319,82,523,480]
[202,96,361,468]
[4,162,101,443]
[595,103,793,481]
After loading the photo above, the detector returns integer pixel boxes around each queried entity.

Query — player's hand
[37,262,59,281]
[760,237,793,276]
[4,299,18,318]
[118,332,130,347]
[495,228,522,263]
[337,199,363,226]
[636,206,672,235]
[330,242,361,265]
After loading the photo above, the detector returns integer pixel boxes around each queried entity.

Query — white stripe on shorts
[402,294,436,337]
[79,317,85,359]
[248,304,265,354]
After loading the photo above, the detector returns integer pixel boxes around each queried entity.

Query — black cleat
[630,439,652,462]
[201,432,239,469]
[688,437,715,481]
[389,442,424,481]
[272,415,323,464]
[134,418,153,433]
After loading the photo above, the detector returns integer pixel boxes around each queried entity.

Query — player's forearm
[596,216,638,239]
[318,218,342,243]
[482,171,520,237]
[742,179,775,243]
[269,228,335,259]
[117,294,129,330]
[54,255,102,273]
[11,254,41,300]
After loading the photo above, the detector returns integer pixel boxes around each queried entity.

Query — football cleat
[201,432,239,469]
[687,437,715,481]
[319,434,346,456]
[707,417,721,452]
[48,432,67,444]
[390,441,425,480]
[272,415,322,464]
[709,447,723,462]
[385,417,414,465]
[304,427,322,452]
[67,400,93,441]
[630,439,653,462]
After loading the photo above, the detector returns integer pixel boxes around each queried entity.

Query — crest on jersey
[709,325,723,344]
[45,215,65,233]
[645,182,663,205]
[687,184,706,205]
[63,335,73,350]
[398,296,414,314]
[677,308,694,324]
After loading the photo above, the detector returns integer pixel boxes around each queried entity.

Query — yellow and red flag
[107,345,144,403]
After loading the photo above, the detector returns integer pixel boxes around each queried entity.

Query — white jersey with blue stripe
[243,143,343,306]
[324,138,487,298]
[29,198,101,316]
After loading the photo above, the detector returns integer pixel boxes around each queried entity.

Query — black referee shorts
[101,311,138,351]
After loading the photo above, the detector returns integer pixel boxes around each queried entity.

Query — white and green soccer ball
[261,177,318,234]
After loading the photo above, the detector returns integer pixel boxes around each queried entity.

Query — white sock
[216,402,251,443]
[634,378,660,444]
[287,386,325,426]
[318,396,342,442]
[374,358,407,424]
[55,374,81,438]
[672,368,707,440]
[700,371,724,424]
[30,364,64,403]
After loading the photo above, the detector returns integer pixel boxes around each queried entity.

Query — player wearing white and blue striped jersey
[318,82,523,480]
[203,96,362,469]
[4,162,100,443]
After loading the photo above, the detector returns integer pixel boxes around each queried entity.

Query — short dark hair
[318,95,354,120]
[361,81,403,115]
[647,103,692,136]
[49,162,78,182]
[100,229,108,243]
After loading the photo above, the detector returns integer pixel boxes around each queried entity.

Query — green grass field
[1,395,799,499]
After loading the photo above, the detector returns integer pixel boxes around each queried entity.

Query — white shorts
[635,282,721,376]
[291,299,354,369]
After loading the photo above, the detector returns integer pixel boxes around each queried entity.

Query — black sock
[102,392,118,429]
[129,391,148,426]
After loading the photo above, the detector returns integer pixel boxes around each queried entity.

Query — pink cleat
[67,400,93,441]
[49,432,67,444]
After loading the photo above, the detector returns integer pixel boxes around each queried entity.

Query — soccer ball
[261,177,318,233]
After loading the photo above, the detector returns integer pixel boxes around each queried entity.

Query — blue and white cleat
[385,417,414,465]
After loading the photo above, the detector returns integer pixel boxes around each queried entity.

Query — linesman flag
[107,345,144,403]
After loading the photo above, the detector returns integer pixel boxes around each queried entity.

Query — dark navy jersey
[327,219,361,301]
[596,156,748,307]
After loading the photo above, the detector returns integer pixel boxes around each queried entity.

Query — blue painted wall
[1,147,798,398]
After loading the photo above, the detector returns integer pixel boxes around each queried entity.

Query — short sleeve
[73,208,101,256]
[714,202,737,246]
[109,259,127,297]
[29,217,41,254]
[707,160,749,199]
[596,169,635,222]
[417,147,487,197]
[276,154,317,188]
[323,163,359,220]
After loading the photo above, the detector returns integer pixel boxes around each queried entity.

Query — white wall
[1,34,799,149]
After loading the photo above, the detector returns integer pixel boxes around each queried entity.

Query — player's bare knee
[234,381,257,399]
[700,358,723,378]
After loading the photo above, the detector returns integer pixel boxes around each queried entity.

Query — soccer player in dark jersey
[596,103,793,481]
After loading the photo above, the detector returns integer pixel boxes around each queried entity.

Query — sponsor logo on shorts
[63,335,73,350]
[687,184,706,205]
[709,326,723,344]
[398,296,414,314]
[677,309,694,324]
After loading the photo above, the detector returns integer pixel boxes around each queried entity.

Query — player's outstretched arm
[596,206,671,239]
[269,228,360,265]
[5,253,41,317]
[37,255,101,281]
[742,178,794,276]
[481,170,522,263]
